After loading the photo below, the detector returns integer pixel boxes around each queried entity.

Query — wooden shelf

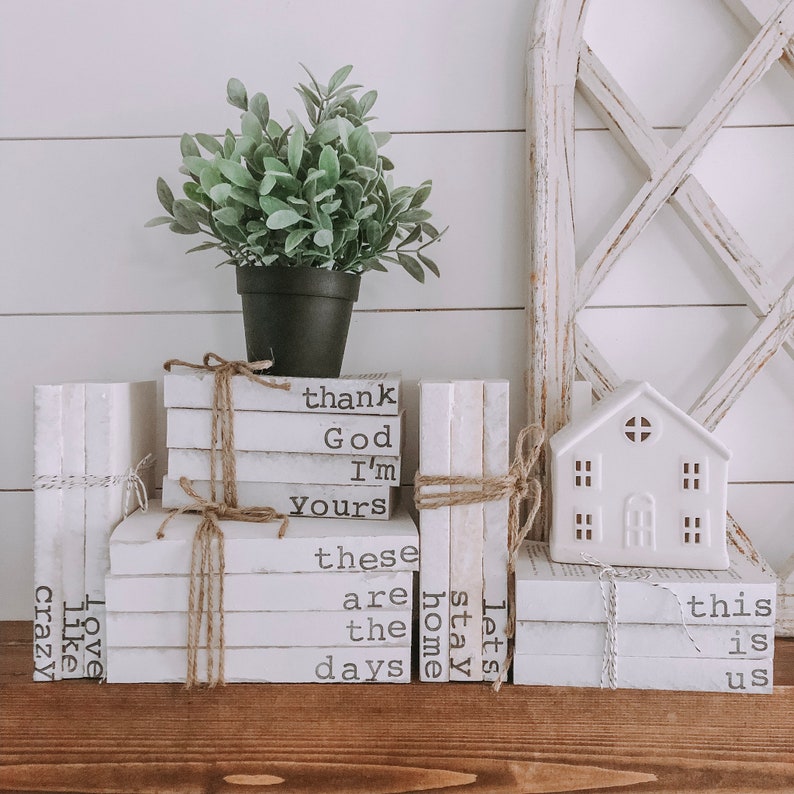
[2,621,793,793]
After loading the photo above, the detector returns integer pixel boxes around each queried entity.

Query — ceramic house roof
[550,380,732,460]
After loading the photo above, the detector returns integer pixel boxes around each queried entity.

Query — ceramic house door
[624,493,655,548]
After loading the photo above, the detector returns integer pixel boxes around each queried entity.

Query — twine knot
[414,424,545,691]
[581,553,701,690]
[158,353,291,687]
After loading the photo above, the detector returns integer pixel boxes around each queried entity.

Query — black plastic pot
[236,265,361,377]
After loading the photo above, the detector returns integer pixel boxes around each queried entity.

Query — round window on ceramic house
[622,413,661,446]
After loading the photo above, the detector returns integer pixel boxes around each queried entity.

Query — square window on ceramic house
[573,455,601,489]
[681,458,708,493]
[573,508,601,542]
[682,512,709,546]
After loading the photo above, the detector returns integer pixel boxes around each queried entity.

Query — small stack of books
[513,541,777,693]
[417,379,511,683]
[32,381,156,682]
[161,370,404,520]
[104,502,418,683]
[104,369,418,684]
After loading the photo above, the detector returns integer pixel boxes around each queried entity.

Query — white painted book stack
[162,370,403,520]
[104,501,418,683]
[32,381,157,682]
[513,541,777,693]
[417,379,510,683]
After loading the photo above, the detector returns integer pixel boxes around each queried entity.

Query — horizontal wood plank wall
[1,0,791,618]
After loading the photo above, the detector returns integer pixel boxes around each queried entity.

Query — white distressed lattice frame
[525,0,794,588]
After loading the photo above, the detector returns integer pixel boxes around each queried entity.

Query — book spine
[515,621,775,659]
[166,408,403,456]
[168,448,401,486]
[32,385,63,681]
[164,371,402,415]
[418,381,453,682]
[481,380,509,682]
[109,511,420,576]
[106,610,413,648]
[515,580,777,626]
[60,383,85,679]
[513,654,774,693]
[105,571,414,613]
[161,477,396,521]
[83,381,158,680]
[449,380,484,681]
[107,646,412,683]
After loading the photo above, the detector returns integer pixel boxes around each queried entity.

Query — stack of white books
[32,381,156,681]
[104,501,418,683]
[162,370,403,520]
[513,541,777,693]
[417,379,511,683]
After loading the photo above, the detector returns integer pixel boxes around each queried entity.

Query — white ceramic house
[549,381,731,570]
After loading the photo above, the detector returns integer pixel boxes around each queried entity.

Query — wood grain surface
[2,623,793,793]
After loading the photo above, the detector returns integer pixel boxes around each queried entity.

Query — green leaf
[285,228,313,253]
[195,133,223,155]
[297,82,322,108]
[199,165,223,195]
[230,185,260,209]
[182,155,209,177]
[144,216,173,227]
[313,188,336,203]
[249,92,270,128]
[318,145,340,186]
[365,219,382,247]
[354,204,378,221]
[213,206,243,226]
[354,165,378,181]
[180,134,200,158]
[266,119,284,139]
[258,174,277,196]
[398,208,432,223]
[328,64,354,94]
[217,159,257,189]
[185,241,220,254]
[241,111,263,144]
[259,195,291,215]
[398,252,425,282]
[313,228,334,248]
[234,135,257,160]
[226,77,248,110]
[266,209,303,229]
[380,155,394,171]
[358,90,377,117]
[223,130,236,158]
[347,125,377,167]
[169,221,196,235]
[338,179,364,214]
[182,182,206,205]
[372,131,391,148]
[417,252,440,277]
[156,177,175,214]
[410,180,433,207]
[339,153,357,173]
[396,224,422,248]
[216,222,248,245]
[262,157,290,174]
[320,199,342,214]
[172,200,201,232]
[209,183,233,204]
[311,119,340,145]
[288,125,305,176]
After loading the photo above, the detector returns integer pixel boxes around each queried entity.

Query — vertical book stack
[32,381,157,682]
[161,370,404,519]
[105,370,419,684]
[513,541,777,693]
[417,379,510,683]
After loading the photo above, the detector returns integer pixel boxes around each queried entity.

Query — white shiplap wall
[1,0,791,618]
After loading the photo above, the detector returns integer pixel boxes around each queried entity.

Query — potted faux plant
[147,65,444,377]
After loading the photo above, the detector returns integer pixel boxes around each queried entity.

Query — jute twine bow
[164,352,290,507]
[414,424,545,691]
[581,553,701,690]
[158,353,291,688]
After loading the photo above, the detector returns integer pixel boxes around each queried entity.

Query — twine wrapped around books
[158,353,291,687]
[581,553,702,690]
[32,452,155,518]
[414,424,545,691]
